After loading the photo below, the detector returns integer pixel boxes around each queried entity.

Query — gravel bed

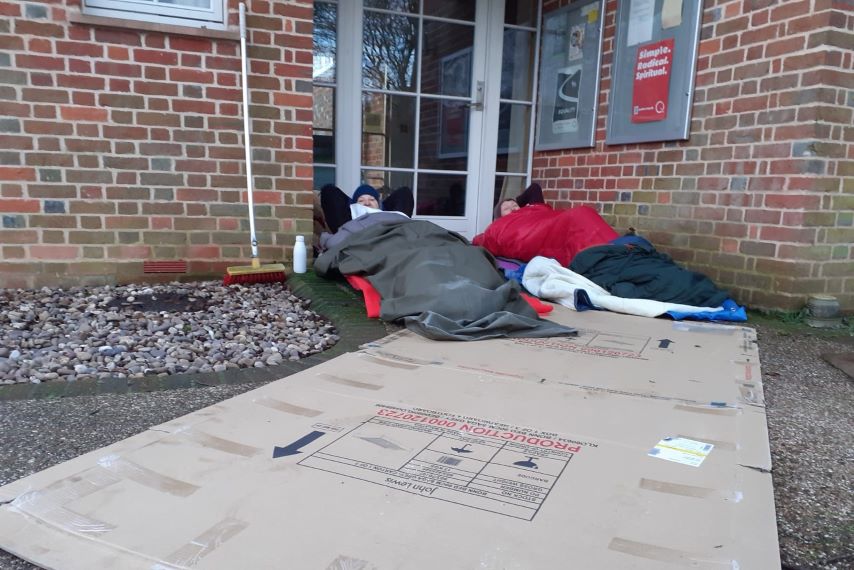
[759,327,854,570]
[0,282,338,384]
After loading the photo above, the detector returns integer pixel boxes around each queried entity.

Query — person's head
[351,185,380,209]
[498,199,520,217]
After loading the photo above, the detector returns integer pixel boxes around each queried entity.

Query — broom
[224,2,286,285]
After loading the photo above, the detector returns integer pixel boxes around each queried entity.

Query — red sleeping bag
[344,275,552,318]
[472,204,619,266]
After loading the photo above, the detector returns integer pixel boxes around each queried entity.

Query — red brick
[94,28,141,46]
[0,230,38,245]
[14,20,64,38]
[134,49,179,65]
[30,245,79,259]
[15,54,65,71]
[0,168,36,182]
[56,41,103,57]
[169,68,215,84]
[68,58,91,73]
[94,61,142,77]
[170,37,213,52]
[764,193,822,209]
[0,196,39,211]
[759,226,816,243]
[60,106,108,122]
[0,2,21,16]
[133,81,179,96]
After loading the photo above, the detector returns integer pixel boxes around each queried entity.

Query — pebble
[0,282,338,384]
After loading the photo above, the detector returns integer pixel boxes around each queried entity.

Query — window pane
[501,29,534,101]
[314,166,336,191]
[313,2,336,83]
[416,173,466,216]
[419,99,469,171]
[363,12,418,92]
[496,103,530,174]
[160,0,212,8]
[361,93,416,168]
[313,86,335,164]
[364,0,418,13]
[423,0,475,21]
[493,175,526,210]
[421,23,473,96]
[505,0,536,27]
[360,170,414,196]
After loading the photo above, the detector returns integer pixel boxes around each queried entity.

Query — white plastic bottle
[293,235,307,274]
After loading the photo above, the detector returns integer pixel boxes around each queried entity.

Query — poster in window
[568,24,585,61]
[631,38,674,123]
[606,0,702,144]
[535,0,605,150]
[552,66,582,134]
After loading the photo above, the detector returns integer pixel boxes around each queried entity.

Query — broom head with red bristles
[223,258,286,285]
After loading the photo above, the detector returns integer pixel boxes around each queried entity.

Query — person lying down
[474,183,619,267]
[312,185,576,341]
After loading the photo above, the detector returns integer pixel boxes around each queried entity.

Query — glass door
[359,0,487,237]
[320,0,540,239]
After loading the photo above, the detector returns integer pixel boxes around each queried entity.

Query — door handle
[464,80,485,111]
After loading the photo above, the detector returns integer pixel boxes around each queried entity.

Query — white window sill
[69,11,239,41]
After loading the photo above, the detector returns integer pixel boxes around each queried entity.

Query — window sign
[535,0,605,151]
[606,0,703,145]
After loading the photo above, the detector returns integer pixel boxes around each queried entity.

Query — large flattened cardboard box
[0,307,778,569]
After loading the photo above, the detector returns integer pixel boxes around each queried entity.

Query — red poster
[631,38,675,123]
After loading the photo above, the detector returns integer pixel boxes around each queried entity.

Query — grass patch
[747,308,852,337]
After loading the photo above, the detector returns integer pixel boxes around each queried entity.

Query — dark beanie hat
[351,184,380,205]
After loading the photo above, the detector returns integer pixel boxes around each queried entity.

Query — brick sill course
[69,11,240,41]
[0,273,389,401]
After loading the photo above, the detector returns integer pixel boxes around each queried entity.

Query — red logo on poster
[631,38,674,123]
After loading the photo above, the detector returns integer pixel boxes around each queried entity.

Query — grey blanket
[314,217,576,341]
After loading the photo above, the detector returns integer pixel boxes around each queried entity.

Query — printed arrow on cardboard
[658,339,674,349]
[273,430,325,458]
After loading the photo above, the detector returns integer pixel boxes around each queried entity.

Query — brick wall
[0,0,314,289]
[536,0,853,312]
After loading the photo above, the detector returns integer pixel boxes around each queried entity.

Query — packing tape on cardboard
[98,455,199,497]
[738,383,762,405]
[153,517,249,569]
[676,434,737,452]
[9,491,116,534]
[359,328,413,348]
[671,322,738,335]
[674,404,740,416]
[255,396,322,417]
[360,353,426,369]
[7,467,122,534]
[639,478,743,502]
[326,554,377,570]
[608,537,736,568]
[317,372,383,391]
[181,430,261,458]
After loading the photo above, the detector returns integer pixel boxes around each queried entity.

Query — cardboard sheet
[0,307,779,569]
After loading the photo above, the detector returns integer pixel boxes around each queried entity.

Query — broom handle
[239,3,259,263]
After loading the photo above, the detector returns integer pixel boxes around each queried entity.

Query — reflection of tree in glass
[313,3,337,82]
[363,11,418,91]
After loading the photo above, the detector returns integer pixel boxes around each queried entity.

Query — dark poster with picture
[552,66,582,134]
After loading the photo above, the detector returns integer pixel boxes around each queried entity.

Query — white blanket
[522,256,724,318]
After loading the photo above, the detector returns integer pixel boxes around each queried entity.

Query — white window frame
[83,0,226,30]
